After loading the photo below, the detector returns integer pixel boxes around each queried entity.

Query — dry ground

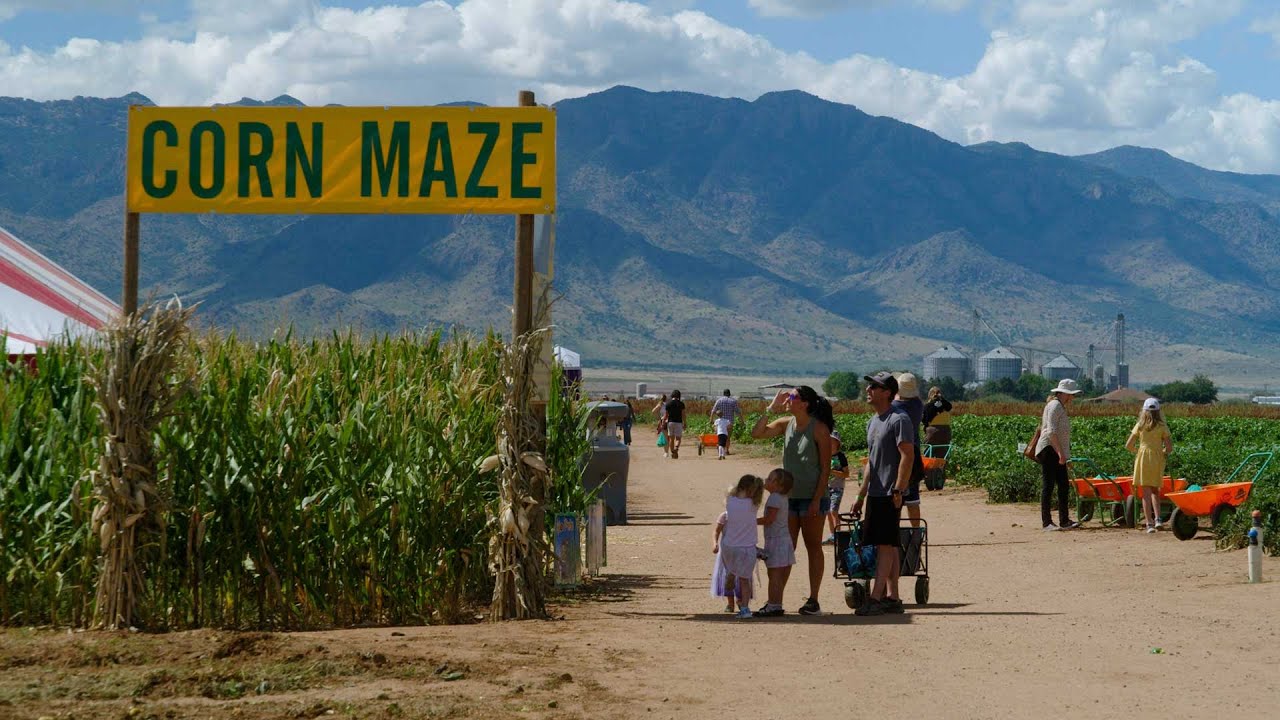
[3,426,1278,719]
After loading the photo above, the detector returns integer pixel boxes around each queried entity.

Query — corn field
[0,329,593,629]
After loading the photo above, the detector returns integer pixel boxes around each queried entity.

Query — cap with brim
[864,371,899,395]
[830,430,842,442]
[1143,398,1160,411]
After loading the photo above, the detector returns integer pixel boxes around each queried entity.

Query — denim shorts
[789,496,832,516]
[827,486,845,513]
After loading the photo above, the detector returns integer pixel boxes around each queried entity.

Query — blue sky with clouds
[3,1,1280,173]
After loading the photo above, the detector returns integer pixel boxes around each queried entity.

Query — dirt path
[3,426,1278,719]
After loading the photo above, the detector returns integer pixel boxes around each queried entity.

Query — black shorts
[717,433,728,447]
[863,496,901,547]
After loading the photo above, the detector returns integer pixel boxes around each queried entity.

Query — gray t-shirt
[865,408,915,497]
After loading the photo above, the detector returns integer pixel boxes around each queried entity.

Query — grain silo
[1041,355,1081,382]
[923,345,971,382]
[977,347,1023,382]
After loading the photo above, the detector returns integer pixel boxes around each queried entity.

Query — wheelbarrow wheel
[914,576,930,605]
[1170,509,1198,541]
[1124,496,1138,529]
[1110,502,1129,527]
[697,443,703,456]
[1210,504,1236,529]
[844,582,867,610]
[1078,499,1095,523]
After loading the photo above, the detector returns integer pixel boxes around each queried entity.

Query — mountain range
[3,87,1280,388]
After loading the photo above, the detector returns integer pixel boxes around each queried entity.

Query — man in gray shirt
[851,371,915,616]
[710,389,741,455]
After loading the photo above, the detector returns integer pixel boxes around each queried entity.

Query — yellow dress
[1130,423,1171,488]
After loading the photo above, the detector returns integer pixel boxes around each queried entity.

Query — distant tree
[1076,375,1100,398]
[976,377,1017,398]
[1014,373,1054,402]
[1148,374,1218,404]
[925,376,967,402]
[823,370,863,400]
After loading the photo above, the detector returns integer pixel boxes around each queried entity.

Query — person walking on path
[753,468,796,617]
[750,385,834,616]
[1126,398,1173,533]
[653,394,669,458]
[893,373,926,528]
[620,399,636,446]
[710,389,742,455]
[1035,378,1083,531]
[713,410,732,460]
[665,390,687,459]
[922,386,953,448]
[851,372,914,616]
[710,474,764,619]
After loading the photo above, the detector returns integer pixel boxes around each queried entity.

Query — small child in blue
[753,468,796,617]
[711,474,764,619]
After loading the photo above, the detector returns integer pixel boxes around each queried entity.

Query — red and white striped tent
[2,224,118,357]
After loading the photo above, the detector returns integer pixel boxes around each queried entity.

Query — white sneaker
[1146,526,1157,534]
[1043,524,1060,531]
[1154,520,1165,529]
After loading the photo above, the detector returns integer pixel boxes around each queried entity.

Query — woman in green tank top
[751,385,833,616]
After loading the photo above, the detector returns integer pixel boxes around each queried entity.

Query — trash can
[583,401,631,525]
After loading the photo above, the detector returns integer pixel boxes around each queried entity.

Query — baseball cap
[863,371,899,396]
[1143,398,1160,411]
[830,430,842,442]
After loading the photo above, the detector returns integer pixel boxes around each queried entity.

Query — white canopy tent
[1,224,118,356]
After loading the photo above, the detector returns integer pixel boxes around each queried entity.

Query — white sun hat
[1053,378,1082,395]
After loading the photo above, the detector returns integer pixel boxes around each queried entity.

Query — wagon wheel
[914,576,930,605]
[1110,502,1129,527]
[1077,499,1095,523]
[844,581,867,610]
[1170,509,1199,541]
[697,443,703,456]
[1123,496,1138,529]
[1210,504,1236,529]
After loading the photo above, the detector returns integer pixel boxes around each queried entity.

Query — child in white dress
[710,474,764,619]
[754,468,796,617]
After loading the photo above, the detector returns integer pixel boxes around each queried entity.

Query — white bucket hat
[1053,378,1082,395]
[896,372,920,399]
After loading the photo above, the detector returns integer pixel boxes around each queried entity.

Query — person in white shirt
[713,410,732,459]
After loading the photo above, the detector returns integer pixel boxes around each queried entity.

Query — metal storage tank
[977,347,1023,382]
[923,345,971,382]
[1041,355,1081,382]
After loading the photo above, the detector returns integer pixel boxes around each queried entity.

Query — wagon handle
[923,443,952,460]
[1068,456,1114,480]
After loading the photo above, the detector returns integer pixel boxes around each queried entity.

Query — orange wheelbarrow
[1165,451,1273,541]
[695,433,721,456]
[1071,457,1187,527]
[922,444,951,490]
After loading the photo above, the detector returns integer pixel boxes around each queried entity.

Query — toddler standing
[711,474,764,619]
[753,468,796,617]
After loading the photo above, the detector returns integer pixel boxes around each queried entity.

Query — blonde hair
[1136,408,1165,432]
[766,467,795,494]
[729,474,765,506]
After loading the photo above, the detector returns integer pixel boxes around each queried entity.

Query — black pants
[1038,446,1069,527]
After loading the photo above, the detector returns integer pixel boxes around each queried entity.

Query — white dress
[710,496,760,596]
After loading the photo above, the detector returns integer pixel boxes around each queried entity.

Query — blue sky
[3,1,1280,172]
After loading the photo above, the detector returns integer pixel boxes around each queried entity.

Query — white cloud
[748,0,970,18]
[0,0,1278,172]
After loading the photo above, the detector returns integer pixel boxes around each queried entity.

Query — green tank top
[783,417,820,499]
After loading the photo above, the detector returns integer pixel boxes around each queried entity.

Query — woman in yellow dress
[1125,398,1174,533]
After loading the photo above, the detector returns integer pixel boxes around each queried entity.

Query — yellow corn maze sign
[126,105,555,214]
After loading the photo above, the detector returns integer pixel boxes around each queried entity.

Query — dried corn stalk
[488,323,551,621]
[89,299,192,629]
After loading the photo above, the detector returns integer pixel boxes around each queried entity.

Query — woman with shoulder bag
[1035,379,1083,531]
